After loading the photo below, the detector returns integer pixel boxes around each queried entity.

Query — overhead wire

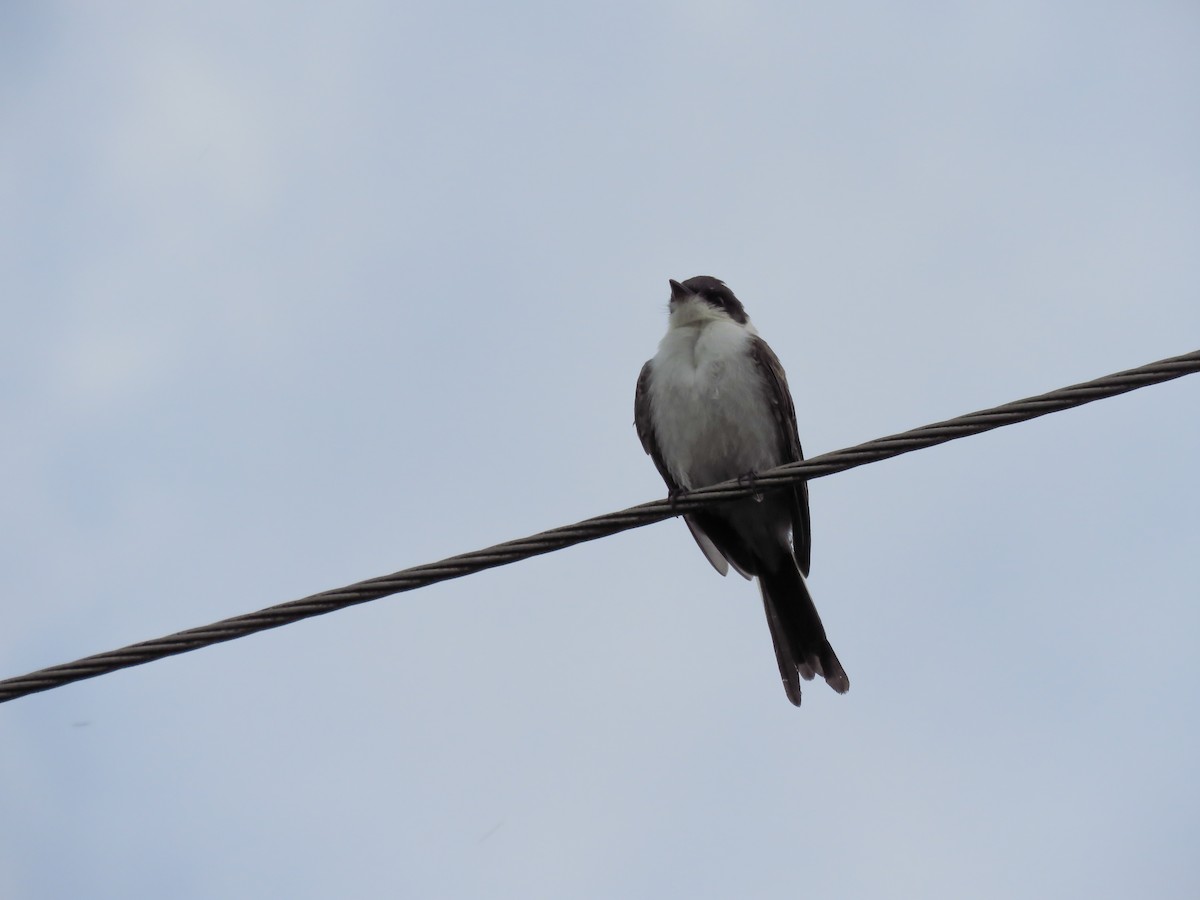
[1,348,1197,705]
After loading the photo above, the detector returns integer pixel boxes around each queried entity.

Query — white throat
[666,298,756,332]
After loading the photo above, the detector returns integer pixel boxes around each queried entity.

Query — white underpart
[647,300,783,491]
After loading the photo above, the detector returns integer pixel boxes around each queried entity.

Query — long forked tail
[758,562,849,706]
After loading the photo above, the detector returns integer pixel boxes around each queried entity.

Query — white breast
[648,320,783,490]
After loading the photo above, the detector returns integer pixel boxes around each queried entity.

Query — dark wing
[635,360,738,578]
[634,360,681,495]
[748,336,811,577]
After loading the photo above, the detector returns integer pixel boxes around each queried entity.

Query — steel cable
[1,348,1197,705]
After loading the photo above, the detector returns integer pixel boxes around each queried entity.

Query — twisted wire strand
[2,349,1197,705]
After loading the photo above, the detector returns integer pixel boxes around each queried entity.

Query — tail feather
[758,562,849,706]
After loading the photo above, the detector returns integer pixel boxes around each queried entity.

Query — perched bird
[634,276,849,706]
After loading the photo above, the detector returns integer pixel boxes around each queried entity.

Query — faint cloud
[99,39,279,221]
[48,318,180,414]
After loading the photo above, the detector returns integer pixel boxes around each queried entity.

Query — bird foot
[737,471,765,502]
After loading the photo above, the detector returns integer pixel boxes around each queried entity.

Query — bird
[634,276,849,706]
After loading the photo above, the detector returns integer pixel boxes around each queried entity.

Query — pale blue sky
[2,3,1199,898]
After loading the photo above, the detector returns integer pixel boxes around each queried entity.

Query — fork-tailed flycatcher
[634,276,849,706]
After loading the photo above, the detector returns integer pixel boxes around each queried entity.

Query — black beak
[668,279,690,303]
